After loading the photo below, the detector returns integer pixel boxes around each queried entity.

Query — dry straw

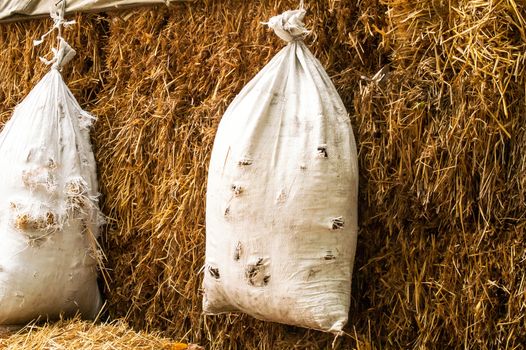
[0,0,524,348]
[0,317,203,350]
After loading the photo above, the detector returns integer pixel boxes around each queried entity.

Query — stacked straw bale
[354,0,526,347]
[0,318,201,349]
[0,0,524,348]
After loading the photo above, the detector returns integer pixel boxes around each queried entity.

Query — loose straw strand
[299,0,305,9]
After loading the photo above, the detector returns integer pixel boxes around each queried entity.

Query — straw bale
[354,0,526,347]
[0,318,202,350]
[0,0,524,348]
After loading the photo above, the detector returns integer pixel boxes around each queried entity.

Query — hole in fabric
[324,252,336,260]
[66,178,89,213]
[231,184,244,196]
[208,266,220,279]
[14,212,56,231]
[331,217,344,230]
[234,242,242,261]
[47,158,57,169]
[317,145,328,158]
[246,258,270,287]
[238,158,253,166]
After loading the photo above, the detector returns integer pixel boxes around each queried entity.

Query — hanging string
[33,0,75,47]
[57,0,66,45]
[33,0,76,69]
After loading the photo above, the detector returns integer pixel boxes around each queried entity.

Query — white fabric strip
[0,0,181,22]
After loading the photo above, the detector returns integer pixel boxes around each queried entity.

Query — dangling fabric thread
[33,0,76,70]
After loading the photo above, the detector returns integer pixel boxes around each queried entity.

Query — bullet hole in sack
[234,242,242,261]
[324,251,336,261]
[46,158,57,169]
[15,212,56,231]
[331,217,345,230]
[66,178,89,213]
[208,266,220,279]
[317,145,328,158]
[246,258,270,287]
[231,184,244,196]
[46,211,57,226]
[238,158,253,166]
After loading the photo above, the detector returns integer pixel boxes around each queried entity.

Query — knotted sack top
[266,9,309,42]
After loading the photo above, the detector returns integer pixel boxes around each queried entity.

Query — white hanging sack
[204,8,359,333]
[0,23,103,325]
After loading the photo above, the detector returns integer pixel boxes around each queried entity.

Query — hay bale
[354,0,526,347]
[0,318,202,350]
[0,0,524,348]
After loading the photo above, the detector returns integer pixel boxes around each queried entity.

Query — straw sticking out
[0,318,203,350]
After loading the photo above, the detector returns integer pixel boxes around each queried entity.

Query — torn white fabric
[0,0,180,22]
[204,9,359,333]
[0,39,103,325]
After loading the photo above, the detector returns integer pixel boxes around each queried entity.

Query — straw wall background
[0,0,524,349]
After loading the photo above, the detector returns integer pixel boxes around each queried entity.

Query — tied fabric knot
[33,8,76,69]
[265,9,309,43]
[33,10,75,47]
[40,37,76,70]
